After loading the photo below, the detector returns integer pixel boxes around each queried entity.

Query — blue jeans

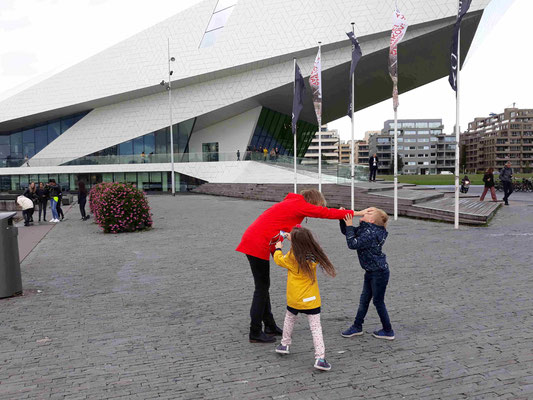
[50,198,59,220]
[354,269,392,332]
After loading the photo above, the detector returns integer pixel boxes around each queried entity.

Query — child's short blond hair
[372,208,389,227]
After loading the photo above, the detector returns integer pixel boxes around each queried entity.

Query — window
[402,122,415,128]
[416,122,428,128]
[418,138,430,142]
[429,122,442,128]
[199,0,238,48]
[418,130,430,135]
[404,130,416,135]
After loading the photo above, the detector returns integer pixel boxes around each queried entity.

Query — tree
[388,155,404,175]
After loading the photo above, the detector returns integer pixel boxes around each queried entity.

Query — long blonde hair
[290,226,335,282]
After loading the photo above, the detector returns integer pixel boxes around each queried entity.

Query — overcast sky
[0,0,530,140]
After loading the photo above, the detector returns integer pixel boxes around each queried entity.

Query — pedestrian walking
[263,147,268,161]
[78,181,89,220]
[236,189,354,343]
[500,161,514,205]
[480,168,497,202]
[24,154,30,167]
[273,226,336,371]
[369,154,379,182]
[237,149,240,161]
[36,182,49,222]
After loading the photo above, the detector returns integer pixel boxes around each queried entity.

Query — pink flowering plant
[89,182,153,233]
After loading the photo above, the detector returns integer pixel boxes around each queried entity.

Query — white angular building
[0,0,490,191]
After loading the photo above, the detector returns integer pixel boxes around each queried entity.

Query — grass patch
[377,173,533,186]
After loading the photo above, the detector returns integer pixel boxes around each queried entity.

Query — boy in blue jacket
[339,207,395,340]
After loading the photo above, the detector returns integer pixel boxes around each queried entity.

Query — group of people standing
[236,189,394,371]
[17,180,90,226]
[479,161,514,205]
[242,146,280,161]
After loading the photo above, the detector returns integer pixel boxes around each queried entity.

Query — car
[439,171,453,175]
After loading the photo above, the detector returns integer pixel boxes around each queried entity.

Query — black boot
[264,325,283,336]
[249,330,276,343]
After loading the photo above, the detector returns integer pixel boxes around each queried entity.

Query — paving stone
[0,194,532,399]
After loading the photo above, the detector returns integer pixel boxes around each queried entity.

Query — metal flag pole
[394,109,398,220]
[454,26,461,229]
[293,58,298,193]
[168,38,175,196]
[350,23,355,211]
[318,41,322,193]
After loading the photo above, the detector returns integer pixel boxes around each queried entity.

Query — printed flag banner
[347,31,363,117]
[292,62,306,135]
[449,0,472,91]
[388,9,408,111]
[309,48,322,122]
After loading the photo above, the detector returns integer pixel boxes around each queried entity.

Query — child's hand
[275,241,283,249]
[343,213,354,226]
[339,207,345,210]
[285,233,291,241]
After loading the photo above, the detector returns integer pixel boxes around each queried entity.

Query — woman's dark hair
[290,227,335,282]
[78,181,86,194]
[486,167,494,174]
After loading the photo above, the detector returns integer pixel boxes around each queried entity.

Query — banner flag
[292,62,306,135]
[388,9,408,111]
[346,31,362,117]
[449,0,472,91]
[309,48,322,123]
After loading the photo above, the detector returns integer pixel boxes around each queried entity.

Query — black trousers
[56,202,64,219]
[247,255,276,334]
[38,200,47,220]
[369,167,377,181]
[79,197,87,218]
[23,208,34,225]
[503,181,513,203]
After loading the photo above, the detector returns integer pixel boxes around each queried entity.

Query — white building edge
[0,0,490,191]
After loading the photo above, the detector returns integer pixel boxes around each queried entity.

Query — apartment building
[303,127,339,165]
[338,131,373,165]
[369,119,456,175]
[461,108,533,173]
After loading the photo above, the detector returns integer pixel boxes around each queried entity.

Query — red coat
[236,193,353,260]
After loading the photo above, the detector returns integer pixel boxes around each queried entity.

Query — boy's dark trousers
[39,199,48,221]
[502,181,513,204]
[246,255,277,334]
[354,269,392,332]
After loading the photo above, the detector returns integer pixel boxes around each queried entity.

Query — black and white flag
[449,0,472,91]
[347,31,362,117]
[292,62,306,135]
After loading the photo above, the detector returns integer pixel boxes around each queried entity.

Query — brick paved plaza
[1,193,532,399]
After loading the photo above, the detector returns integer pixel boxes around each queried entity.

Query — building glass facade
[0,111,90,167]
[247,108,317,158]
[65,118,196,165]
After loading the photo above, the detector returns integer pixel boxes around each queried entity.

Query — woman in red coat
[236,189,354,343]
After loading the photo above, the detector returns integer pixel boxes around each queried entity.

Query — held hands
[343,213,354,226]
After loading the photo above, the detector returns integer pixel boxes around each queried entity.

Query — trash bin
[0,212,22,298]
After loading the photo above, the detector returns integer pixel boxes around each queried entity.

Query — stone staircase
[193,182,501,225]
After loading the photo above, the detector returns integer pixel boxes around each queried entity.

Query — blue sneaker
[314,358,331,371]
[372,329,395,340]
[275,343,290,354]
[341,325,363,338]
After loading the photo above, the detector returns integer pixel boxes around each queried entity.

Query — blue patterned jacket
[340,220,389,272]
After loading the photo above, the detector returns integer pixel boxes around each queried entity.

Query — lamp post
[160,38,176,195]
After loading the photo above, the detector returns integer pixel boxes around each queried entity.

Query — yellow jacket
[273,249,321,310]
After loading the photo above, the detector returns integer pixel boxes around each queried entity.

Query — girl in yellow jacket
[273,226,336,371]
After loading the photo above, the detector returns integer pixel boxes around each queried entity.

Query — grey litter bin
[0,212,22,298]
